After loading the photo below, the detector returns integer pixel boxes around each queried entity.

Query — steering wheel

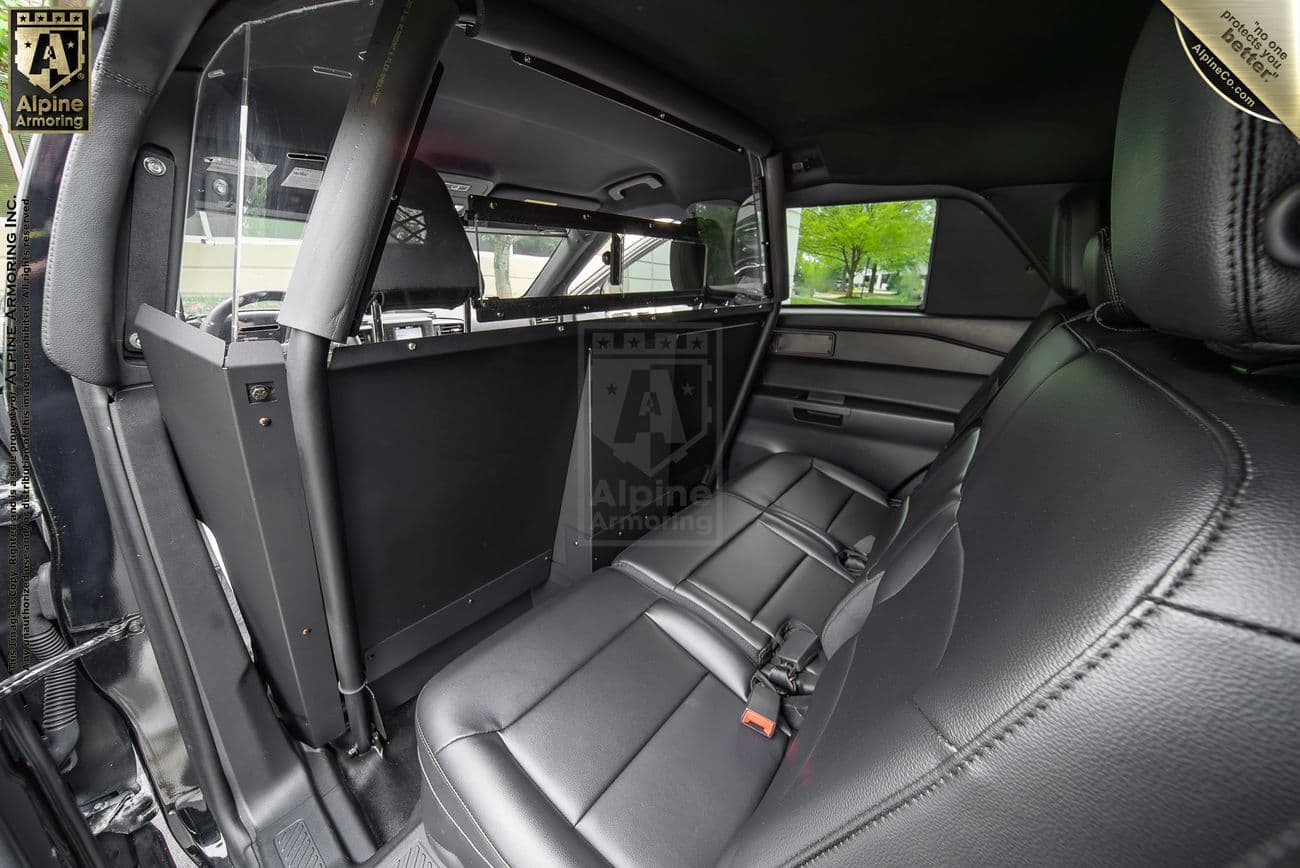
[200,290,287,341]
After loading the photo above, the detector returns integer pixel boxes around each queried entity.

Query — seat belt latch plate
[741,678,781,738]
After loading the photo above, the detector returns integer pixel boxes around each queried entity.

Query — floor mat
[337,700,422,844]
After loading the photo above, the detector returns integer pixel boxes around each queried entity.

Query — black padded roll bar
[276,0,459,342]
[285,332,375,753]
[705,153,788,487]
[280,0,459,752]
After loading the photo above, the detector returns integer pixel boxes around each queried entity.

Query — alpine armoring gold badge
[8,6,91,134]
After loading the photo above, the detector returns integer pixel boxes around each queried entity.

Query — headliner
[513,0,1155,189]
[184,0,1156,195]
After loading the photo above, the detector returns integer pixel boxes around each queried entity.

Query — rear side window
[786,200,936,308]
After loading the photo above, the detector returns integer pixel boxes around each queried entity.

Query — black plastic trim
[73,381,254,864]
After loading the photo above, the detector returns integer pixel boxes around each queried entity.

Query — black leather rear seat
[611,188,1103,653]
[417,10,1300,865]
[417,568,785,867]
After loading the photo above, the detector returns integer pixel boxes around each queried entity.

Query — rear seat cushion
[723,453,894,552]
[614,454,895,651]
[416,568,787,868]
[614,492,861,656]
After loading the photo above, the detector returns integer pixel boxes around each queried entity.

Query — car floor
[336,699,422,844]
[332,589,541,847]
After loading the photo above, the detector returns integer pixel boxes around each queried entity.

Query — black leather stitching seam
[1242,116,1260,340]
[572,673,710,827]
[614,559,765,660]
[1093,231,1152,333]
[1248,119,1268,341]
[415,719,510,868]
[792,605,1160,867]
[1094,352,1253,605]
[673,500,771,590]
[431,600,658,754]
[907,697,957,754]
[489,732,611,865]
[790,352,1248,866]
[100,67,156,96]
[1229,111,1247,338]
[1149,597,1300,646]
[756,514,853,585]
[821,488,859,538]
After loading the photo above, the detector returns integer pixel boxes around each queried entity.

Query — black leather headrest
[370,163,481,308]
[1113,7,1300,357]
[1082,229,1140,327]
[1049,185,1104,299]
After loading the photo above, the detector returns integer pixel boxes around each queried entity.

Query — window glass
[786,200,936,308]
[471,230,568,299]
[562,232,673,296]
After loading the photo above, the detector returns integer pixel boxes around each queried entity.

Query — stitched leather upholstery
[1113,7,1300,356]
[613,188,1104,650]
[415,10,1300,865]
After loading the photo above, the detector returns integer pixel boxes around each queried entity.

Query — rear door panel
[729,310,1028,492]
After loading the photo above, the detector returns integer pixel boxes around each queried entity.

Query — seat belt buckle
[741,676,781,738]
[772,623,820,674]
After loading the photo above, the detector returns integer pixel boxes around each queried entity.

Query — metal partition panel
[328,330,581,679]
[134,305,344,747]
[328,314,764,679]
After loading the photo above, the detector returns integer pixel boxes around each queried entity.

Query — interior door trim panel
[778,309,1028,355]
[773,327,1003,375]
[731,311,1030,492]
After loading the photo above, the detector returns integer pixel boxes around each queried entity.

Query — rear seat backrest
[611,190,1107,654]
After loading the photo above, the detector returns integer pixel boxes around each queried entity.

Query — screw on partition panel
[142,155,167,177]
[407,342,417,350]
[258,417,272,427]
[126,332,142,351]
[247,382,273,403]
[302,627,311,637]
